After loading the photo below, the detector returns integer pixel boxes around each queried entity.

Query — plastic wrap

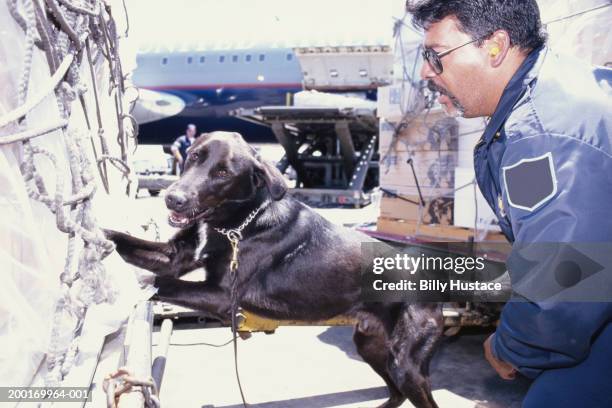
[0,0,153,393]
[539,0,612,66]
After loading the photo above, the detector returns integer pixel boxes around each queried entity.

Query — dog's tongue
[169,211,189,227]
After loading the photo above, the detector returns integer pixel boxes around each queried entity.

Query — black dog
[105,131,443,408]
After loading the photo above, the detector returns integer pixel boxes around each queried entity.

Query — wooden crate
[376,216,507,242]
[380,195,453,225]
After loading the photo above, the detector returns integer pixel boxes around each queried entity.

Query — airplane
[131,46,304,144]
[126,0,399,145]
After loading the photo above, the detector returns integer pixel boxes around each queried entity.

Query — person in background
[407,0,612,407]
[171,123,197,174]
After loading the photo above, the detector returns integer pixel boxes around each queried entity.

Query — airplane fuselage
[133,47,303,143]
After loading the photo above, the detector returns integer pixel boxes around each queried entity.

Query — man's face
[186,125,196,138]
[420,16,490,118]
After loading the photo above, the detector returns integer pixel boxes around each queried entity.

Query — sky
[126,0,415,53]
[122,0,610,65]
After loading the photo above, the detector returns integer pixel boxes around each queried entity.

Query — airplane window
[200,56,205,63]
[161,57,168,65]
[232,55,238,63]
[286,54,293,61]
[187,57,193,64]
[259,54,265,62]
[245,54,251,62]
[219,56,225,63]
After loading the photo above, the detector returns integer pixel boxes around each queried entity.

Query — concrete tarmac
[152,325,530,408]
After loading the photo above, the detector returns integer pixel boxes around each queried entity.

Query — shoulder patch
[502,152,557,212]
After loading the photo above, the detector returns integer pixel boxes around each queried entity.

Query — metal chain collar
[214,201,269,272]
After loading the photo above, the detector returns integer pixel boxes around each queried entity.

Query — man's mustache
[426,80,466,115]
[427,80,450,97]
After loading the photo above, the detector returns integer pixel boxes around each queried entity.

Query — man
[171,123,197,174]
[407,0,612,406]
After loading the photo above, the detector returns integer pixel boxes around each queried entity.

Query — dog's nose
[165,190,188,211]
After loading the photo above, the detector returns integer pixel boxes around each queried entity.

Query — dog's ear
[254,160,287,200]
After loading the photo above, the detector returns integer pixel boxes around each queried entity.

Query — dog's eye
[190,152,199,161]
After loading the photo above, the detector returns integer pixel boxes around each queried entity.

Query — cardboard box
[455,117,487,168]
[380,185,455,199]
[453,167,499,231]
[379,150,458,196]
[379,112,459,154]
[377,82,422,120]
[380,195,453,225]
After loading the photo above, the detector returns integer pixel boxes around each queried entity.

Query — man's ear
[488,30,511,68]
[253,160,287,200]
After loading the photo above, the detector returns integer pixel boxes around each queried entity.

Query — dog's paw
[153,276,178,297]
[102,228,118,242]
[137,271,157,287]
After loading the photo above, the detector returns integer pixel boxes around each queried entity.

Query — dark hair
[406,0,547,51]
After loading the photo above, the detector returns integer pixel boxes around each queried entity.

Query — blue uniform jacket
[474,47,612,379]
[172,135,194,160]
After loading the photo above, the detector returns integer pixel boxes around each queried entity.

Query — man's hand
[484,333,517,380]
[173,152,183,165]
[171,147,183,165]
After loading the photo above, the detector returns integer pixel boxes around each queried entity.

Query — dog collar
[214,200,269,272]
[214,200,269,241]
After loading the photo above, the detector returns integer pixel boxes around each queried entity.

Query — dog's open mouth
[168,208,214,228]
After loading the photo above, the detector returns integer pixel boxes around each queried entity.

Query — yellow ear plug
[490,46,500,56]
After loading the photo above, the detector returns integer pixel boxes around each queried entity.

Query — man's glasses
[421,37,481,75]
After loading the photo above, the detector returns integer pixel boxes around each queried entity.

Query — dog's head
[165,131,287,228]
